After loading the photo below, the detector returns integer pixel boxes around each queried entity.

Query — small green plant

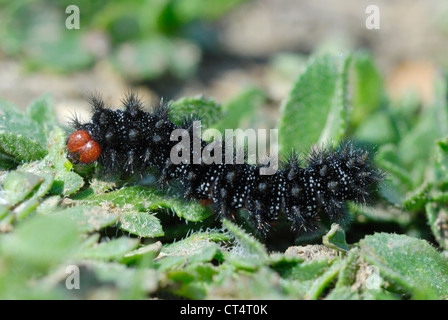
[1,51,448,300]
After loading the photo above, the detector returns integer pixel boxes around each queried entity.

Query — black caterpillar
[67,93,383,236]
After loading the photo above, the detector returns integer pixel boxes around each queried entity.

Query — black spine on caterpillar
[67,93,384,237]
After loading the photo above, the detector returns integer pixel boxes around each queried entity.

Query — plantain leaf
[359,233,448,299]
[170,95,223,128]
[322,223,350,252]
[278,53,351,150]
[222,219,267,271]
[0,98,47,167]
[26,94,58,132]
[0,215,81,273]
[350,51,383,127]
[2,171,43,206]
[213,86,266,132]
[119,210,164,238]
[76,237,140,261]
[74,185,213,222]
[51,205,119,233]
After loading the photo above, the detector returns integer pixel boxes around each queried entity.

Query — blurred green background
[2,0,448,124]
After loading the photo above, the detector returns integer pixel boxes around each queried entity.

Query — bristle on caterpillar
[67,93,383,237]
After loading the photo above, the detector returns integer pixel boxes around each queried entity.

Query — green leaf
[0,204,9,221]
[434,136,448,179]
[278,258,330,281]
[13,172,55,220]
[157,244,220,277]
[213,86,266,132]
[396,108,442,180]
[354,111,396,146]
[349,201,411,227]
[170,95,223,128]
[167,196,214,221]
[42,127,75,175]
[387,75,448,192]
[306,259,342,300]
[222,219,267,258]
[49,171,85,196]
[51,205,119,233]
[0,98,47,144]
[0,177,54,229]
[0,133,47,168]
[430,74,448,137]
[208,266,293,299]
[166,267,210,299]
[401,182,431,212]
[161,231,226,258]
[332,248,359,290]
[26,94,58,129]
[121,241,162,265]
[425,202,448,250]
[156,229,224,271]
[0,215,81,273]
[76,237,140,261]
[0,98,48,166]
[75,186,213,222]
[74,261,159,299]
[278,53,351,150]
[119,210,164,238]
[433,135,448,189]
[359,233,448,299]
[222,219,267,270]
[375,144,413,205]
[2,171,44,206]
[350,51,383,127]
[322,223,350,252]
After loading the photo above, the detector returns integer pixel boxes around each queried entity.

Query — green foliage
[1,214,81,274]
[350,51,384,128]
[359,233,448,299]
[170,95,223,128]
[322,223,350,252]
[0,98,48,167]
[1,51,448,300]
[213,86,267,132]
[278,53,351,150]
[0,0,246,80]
